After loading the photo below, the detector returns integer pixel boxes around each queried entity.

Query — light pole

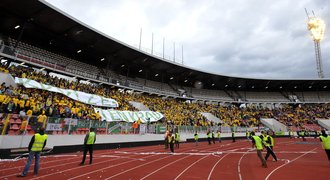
[306,11,326,78]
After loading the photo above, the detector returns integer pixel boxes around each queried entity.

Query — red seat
[10,124,19,130]
[15,119,22,124]
[8,130,16,135]
[11,114,19,119]
[9,118,15,124]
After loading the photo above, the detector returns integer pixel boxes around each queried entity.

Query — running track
[0,138,328,180]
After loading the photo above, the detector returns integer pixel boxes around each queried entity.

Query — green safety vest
[252,135,263,150]
[263,135,270,146]
[87,132,96,145]
[194,133,198,140]
[217,132,221,138]
[320,135,330,150]
[31,133,48,152]
[168,135,174,144]
[175,133,180,141]
[207,132,211,138]
[269,135,274,146]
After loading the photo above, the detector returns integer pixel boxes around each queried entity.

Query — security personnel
[207,130,211,145]
[168,132,175,153]
[18,128,48,177]
[80,127,96,165]
[288,129,293,139]
[164,130,169,149]
[232,129,236,142]
[301,130,306,141]
[175,132,180,148]
[319,129,330,163]
[217,130,221,143]
[194,131,199,146]
[264,131,278,161]
[212,131,215,144]
[251,131,267,168]
[246,130,250,140]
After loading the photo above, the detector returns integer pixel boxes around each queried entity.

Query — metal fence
[1,113,267,137]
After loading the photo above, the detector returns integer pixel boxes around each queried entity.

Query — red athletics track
[0,138,328,180]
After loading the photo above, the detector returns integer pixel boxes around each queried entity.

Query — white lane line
[140,155,191,180]
[238,149,254,180]
[104,144,229,180]
[72,144,203,180]
[174,155,209,180]
[207,153,230,180]
[265,147,317,180]
[24,146,165,180]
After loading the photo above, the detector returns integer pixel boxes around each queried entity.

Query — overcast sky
[45,0,330,79]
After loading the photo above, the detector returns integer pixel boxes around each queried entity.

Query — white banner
[46,123,62,131]
[15,77,118,108]
[95,108,164,123]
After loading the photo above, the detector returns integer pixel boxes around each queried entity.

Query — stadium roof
[0,0,329,91]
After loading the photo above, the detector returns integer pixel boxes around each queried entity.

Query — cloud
[46,0,330,79]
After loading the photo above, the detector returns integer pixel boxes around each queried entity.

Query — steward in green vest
[251,131,267,168]
[194,132,199,146]
[217,130,221,143]
[246,130,250,140]
[18,128,48,177]
[263,131,277,162]
[175,132,180,148]
[212,131,215,144]
[168,132,175,153]
[232,129,236,142]
[80,127,96,165]
[207,131,211,145]
[319,130,330,162]
[300,130,306,141]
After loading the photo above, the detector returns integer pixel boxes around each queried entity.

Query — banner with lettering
[15,77,118,107]
[95,108,164,123]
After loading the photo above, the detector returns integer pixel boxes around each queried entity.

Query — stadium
[0,0,329,179]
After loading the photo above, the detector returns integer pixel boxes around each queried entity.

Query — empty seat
[10,124,19,130]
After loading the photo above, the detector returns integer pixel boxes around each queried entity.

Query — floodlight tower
[305,9,326,78]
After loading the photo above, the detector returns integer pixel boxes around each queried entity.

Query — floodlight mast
[305,8,326,78]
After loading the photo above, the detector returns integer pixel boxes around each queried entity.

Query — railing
[0,113,266,137]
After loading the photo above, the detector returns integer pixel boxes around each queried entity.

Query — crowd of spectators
[0,62,330,132]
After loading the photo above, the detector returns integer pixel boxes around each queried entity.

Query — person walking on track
[194,131,199,146]
[232,129,236,142]
[17,128,48,177]
[80,127,96,165]
[207,130,211,145]
[175,132,180,148]
[217,130,221,143]
[168,132,175,153]
[319,129,330,165]
[264,131,278,162]
[164,130,169,149]
[251,131,267,168]
[212,130,215,144]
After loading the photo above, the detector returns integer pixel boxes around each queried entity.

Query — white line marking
[207,153,230,180]
[238,149,254,180]
[174,155,209,180]
[140,155,191,180]
[265,147,317,180]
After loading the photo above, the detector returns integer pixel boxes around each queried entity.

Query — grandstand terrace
[0,0,329,161]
